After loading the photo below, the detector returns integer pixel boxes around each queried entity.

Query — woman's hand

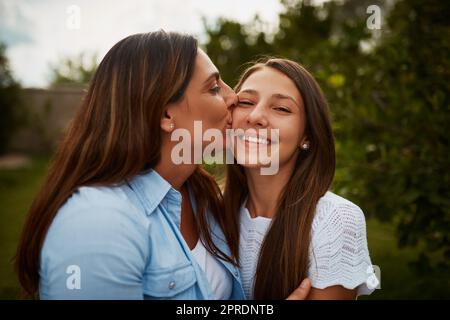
[286,278,311,300]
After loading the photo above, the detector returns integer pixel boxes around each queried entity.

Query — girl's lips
[237,134,273,145]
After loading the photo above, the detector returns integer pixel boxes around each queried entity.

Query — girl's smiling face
[232,66,308,169]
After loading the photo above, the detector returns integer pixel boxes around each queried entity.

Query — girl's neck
[245,161,295,219]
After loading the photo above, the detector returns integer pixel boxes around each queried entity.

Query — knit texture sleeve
[308,193,376,297]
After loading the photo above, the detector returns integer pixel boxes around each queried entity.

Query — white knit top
[239,191,376,299]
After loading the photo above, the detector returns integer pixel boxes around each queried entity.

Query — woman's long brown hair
[14,31,238,298]
[224,58,335,299]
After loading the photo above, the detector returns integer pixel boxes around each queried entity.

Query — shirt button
[168,281,176,290]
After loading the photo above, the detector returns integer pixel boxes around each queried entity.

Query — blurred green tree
[203,0,450,274]
[0,43,23,155]
[340,0,450,274]
[203,17,275,86]
[48,53,97,87]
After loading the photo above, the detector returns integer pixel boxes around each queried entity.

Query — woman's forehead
[193,49,219,80]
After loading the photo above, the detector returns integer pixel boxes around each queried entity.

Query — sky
[0,0,286,87]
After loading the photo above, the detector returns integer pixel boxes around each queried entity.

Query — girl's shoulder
[312,191,366,235]
[317,191,363,213]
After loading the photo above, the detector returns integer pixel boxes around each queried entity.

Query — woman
[14,31,243,300]
[225,58,376,300]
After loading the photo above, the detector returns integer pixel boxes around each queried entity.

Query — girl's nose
[247,105,268,127]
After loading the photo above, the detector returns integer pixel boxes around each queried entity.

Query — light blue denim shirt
[39,169,245,300]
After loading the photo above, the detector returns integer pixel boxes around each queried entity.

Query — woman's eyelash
[209,85,221,94]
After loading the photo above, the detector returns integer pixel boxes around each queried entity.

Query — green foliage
[0,43,24,155]
[341,0,450,274]
[49,52,97,86]
[203,17,275,86]
[0,157,50,299]
[203,0,450,275]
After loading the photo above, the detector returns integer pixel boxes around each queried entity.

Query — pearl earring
[169,123,174,130]
[301,143,309,150]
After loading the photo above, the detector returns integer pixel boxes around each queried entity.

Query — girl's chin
[236,162,264,169]
[234,154,274,168]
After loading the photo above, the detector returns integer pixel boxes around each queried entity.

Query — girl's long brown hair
[224,58,335,299]
[14,31,238,298]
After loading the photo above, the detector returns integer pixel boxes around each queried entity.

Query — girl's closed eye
[273,105,291,113]
[238,99,254,106]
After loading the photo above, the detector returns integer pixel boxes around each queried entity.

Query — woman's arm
[306,285,357,300]
[40,203,148,299]
[285,279,357,300]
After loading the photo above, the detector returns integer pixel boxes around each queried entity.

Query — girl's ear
[299,136,310,150]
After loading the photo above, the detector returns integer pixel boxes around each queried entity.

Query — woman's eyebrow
[203,71,220,86]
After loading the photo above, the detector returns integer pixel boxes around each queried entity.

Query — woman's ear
[161,106,175,133]
[161,96,188,133]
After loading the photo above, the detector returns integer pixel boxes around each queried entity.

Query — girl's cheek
[232,109,246,123]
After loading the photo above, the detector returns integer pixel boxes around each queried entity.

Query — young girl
[225,58,376,299]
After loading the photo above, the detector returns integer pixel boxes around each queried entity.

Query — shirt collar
[127,169,181,216]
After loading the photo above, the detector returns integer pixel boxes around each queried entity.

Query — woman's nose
[222,83,238,109]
